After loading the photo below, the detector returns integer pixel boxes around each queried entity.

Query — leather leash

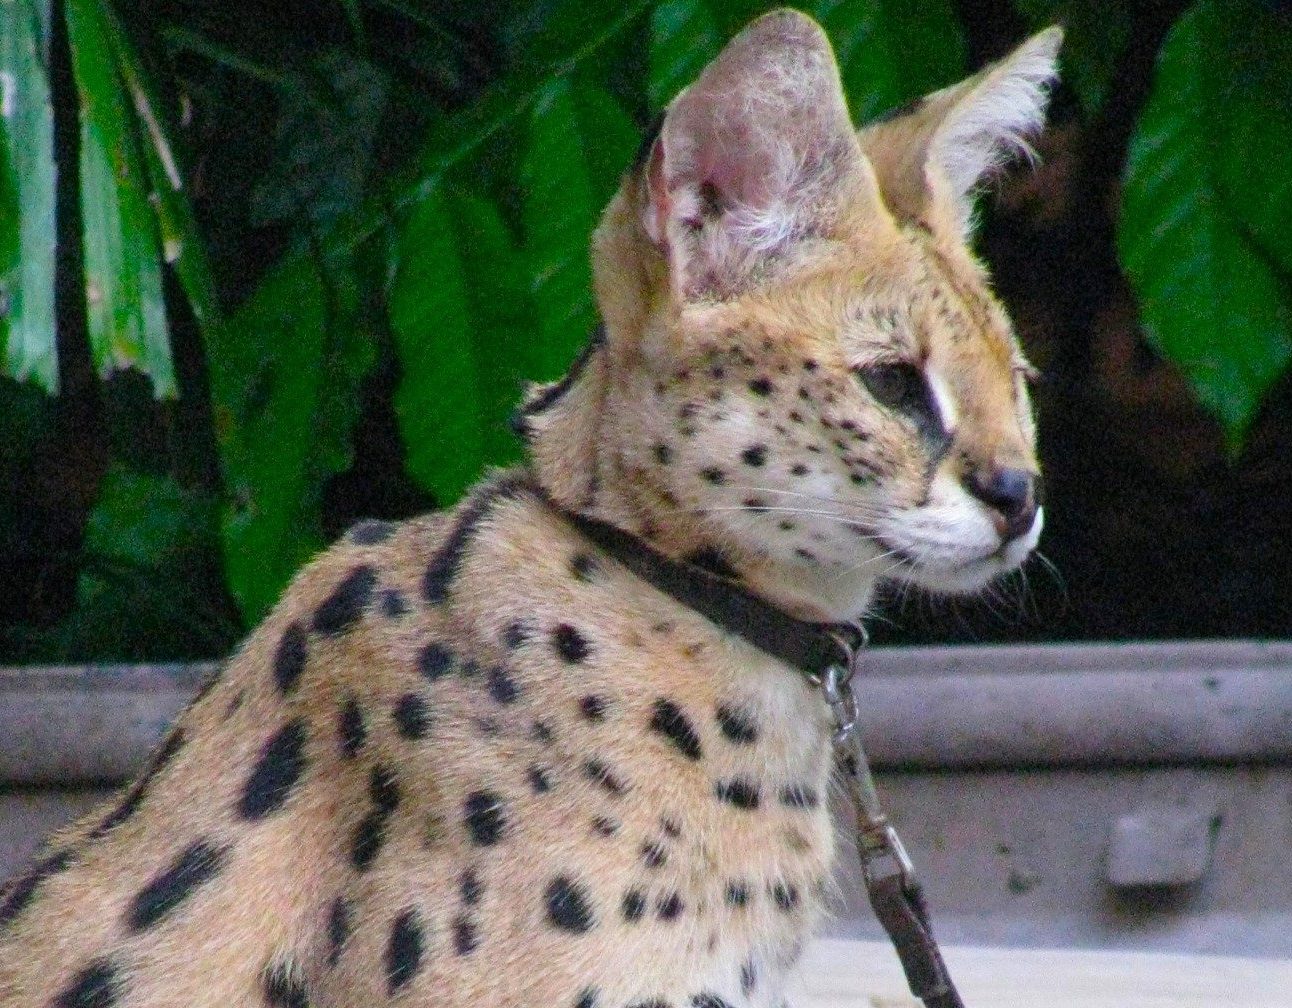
[556,505,967,1008]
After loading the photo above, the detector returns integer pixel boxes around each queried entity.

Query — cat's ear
[860,27,1062,238]
[640,9,892,300]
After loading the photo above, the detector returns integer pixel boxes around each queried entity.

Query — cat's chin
[883,507,1043,597]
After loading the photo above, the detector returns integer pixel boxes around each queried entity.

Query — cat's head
[524,10,1060,620]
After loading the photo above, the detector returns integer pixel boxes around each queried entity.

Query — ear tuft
[859,26,1062,237]
[931,26,1063,206]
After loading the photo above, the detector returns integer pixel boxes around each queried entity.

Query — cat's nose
[964,466,1039,541]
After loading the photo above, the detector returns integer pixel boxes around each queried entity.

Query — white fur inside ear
[932,27,1062,221]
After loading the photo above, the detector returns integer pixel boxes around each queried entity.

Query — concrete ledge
[1,641,1289,784]
[0,662,216,785]
[856,640,1292,770]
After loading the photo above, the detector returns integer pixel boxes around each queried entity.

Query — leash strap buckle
[819,630,967,1008]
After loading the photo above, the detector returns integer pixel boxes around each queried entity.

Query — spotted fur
[0,12,1058,1008]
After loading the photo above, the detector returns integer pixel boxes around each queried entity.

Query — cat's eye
[853,362,925,410]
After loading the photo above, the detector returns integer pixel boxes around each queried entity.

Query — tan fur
[0,12,1058,1008]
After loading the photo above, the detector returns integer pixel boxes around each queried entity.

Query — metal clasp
[820,623,866,749]
[858,815,917,889]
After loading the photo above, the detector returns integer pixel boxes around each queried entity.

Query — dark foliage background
[1,0,1290,662]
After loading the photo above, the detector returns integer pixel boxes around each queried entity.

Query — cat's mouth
[874,507,1043,595]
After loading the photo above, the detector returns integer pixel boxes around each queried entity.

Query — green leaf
[82,463,218,572]
[1118,0,1292,450]
[249,49,390,235]
[389,184,484,504]
[648,0,722,111]
[98,2,220,330]
[805,0,968,123]
[338,0,366,46]
[206,251,376,621]
[65,0,175,397]
[519,79,638,371]
[1013,0,1130,117]
[0,0,58,392]
[58,462,235,661]
[448,189,532,463]
[390,185,531,505]
[1210,3,1292,279]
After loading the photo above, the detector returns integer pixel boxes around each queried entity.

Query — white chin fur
[884,504,1043,596]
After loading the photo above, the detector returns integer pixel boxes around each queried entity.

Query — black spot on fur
[780,784,820,808]
[347,519,396,545]
[351,811,387,870]
[239,719,308,820]
[312,566,376,636]
[327,897,351,967]
[653,443,673,464]
[772,881,800,911]
[338,697,366,758]
[579,694,607,720]
[699,466,726,485]
[369,765,401,814]
[627,1001,670,1008]
[661,817,681,838]
[741,960,757,995]
[656,892,684,921]
[486,666,521,704]
[715,705,758,744]
[423,474,530,602]
[460,868,483,905]
[692,996,734,1008]
[591,816,620,837]
[724,881,750,907]
[418,641,454,680]
[92,727,187,837]
[649,700,703,760]
[393,693,431,739]
[790,462,809,476]
[532,719,555,744]
[380,588,409,618]
[748,377,773,396]
[463,791,507,846]
[272,622,308,695]
[740,444,767,467]
[575,990,599,1008]
[528,765,553,793]
[56,960,120,1008]
[553,624,591,663]
[263,961,308,1008]
[502,621,530,648]
[545,876,594,933]
[570,553,598,581]
[514,327,605,429]
[128,840,227,931]
[622,889,646,922]
[582,758,627,796]
[683,546,740,581]
[453,914,478,955]
[0,848,73,929]
[641,842,667,868]
[386,908,423,993]
[715,779,760,810]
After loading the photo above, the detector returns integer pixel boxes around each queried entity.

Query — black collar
[556,506,862,677]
